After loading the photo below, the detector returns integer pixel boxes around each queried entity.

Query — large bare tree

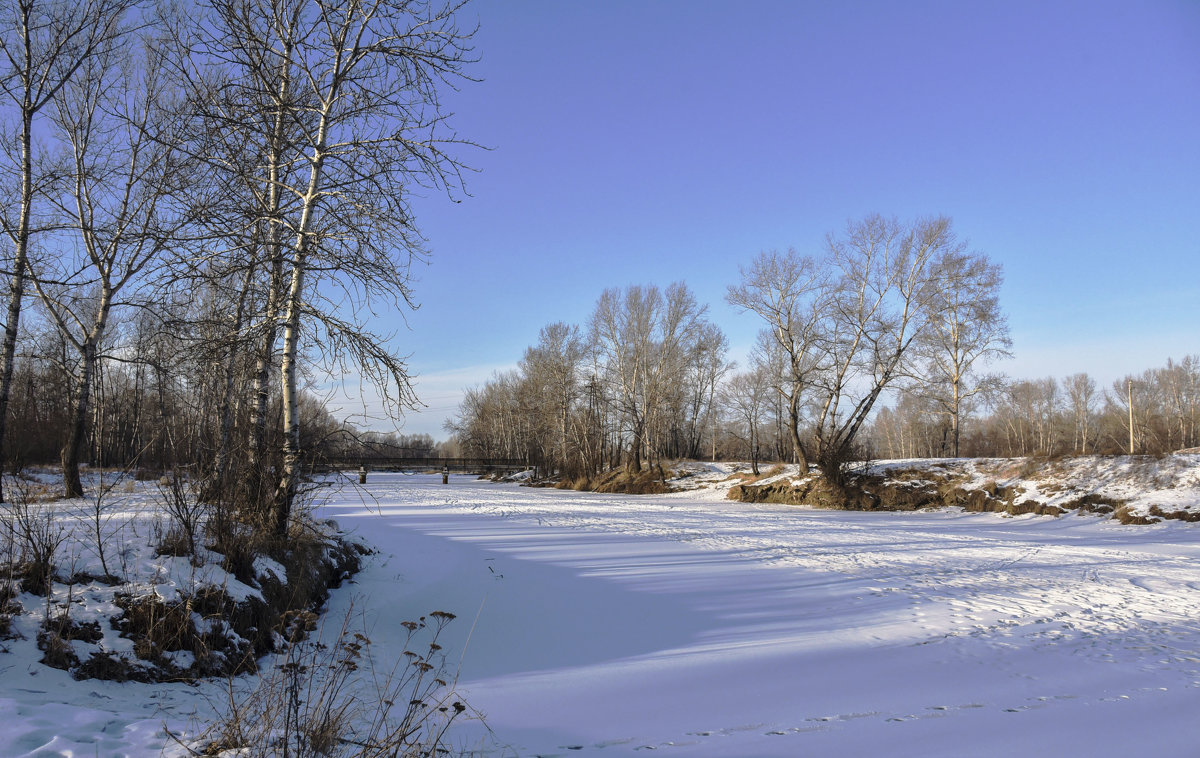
[262,0,475,531]
[188,0,308,493]
[806,215,950,484]
[166,0,476,531]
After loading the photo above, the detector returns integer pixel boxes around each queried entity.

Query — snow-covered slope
[717,454,1200,522]
[955,454,1200,519]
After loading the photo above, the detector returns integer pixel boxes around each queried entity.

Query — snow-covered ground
[315,471,1200,757]
[738,453,1200,520]
[5,465,1200,756]
[876,453,1200,518]
[0,482,228,756]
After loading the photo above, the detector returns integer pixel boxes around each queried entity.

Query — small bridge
[316,456,527,474]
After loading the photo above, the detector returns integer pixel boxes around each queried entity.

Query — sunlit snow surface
[4,467,1200,756]
[315,472,1200,757]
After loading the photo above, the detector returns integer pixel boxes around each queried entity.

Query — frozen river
[314,472,1200,757]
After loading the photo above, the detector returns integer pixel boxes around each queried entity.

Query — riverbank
[721,454,1200,524]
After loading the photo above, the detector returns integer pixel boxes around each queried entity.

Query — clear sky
[326,0,1200,439]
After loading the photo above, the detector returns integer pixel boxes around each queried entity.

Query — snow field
[3,461,1200,756]
[312,472,1200,757]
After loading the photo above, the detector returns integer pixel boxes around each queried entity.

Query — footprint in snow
[776,725,831,734]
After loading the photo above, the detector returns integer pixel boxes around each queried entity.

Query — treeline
[872,357,1200,459]
[451,215,1194,481]
[447,290,730,479]
[6,326,448,471]
[0,0,474,534]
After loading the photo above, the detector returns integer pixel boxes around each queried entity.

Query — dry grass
[727,464,786,485]
[187,608,477,757]
[555,466,672,494]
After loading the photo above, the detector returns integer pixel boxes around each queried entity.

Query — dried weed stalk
[184,606,479,757]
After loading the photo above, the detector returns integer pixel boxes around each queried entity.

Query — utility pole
[1127,379,1136,455]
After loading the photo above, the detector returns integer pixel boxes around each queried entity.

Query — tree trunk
[787,387,810,474]
[211,259,256,499]
[0,110,34,502]
[272,258,305,534]
[273,106,328,535]
[247,41,293,501]
[62,342,98,498]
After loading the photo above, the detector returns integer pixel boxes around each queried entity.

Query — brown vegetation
[195,607,474,758]
[555,466,671,495]
[33,529,366,683]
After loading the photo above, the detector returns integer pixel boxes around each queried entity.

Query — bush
[3,481,67,596]
[0,583,20,639]
[38,614,105,671]
[156,472,208,559]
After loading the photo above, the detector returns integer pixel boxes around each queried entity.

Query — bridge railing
[314,456,527,473]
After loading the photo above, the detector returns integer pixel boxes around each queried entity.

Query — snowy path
[315,473,1200,757]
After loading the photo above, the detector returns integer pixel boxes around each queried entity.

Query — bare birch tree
[0,0,134,501]
[270,0,476,532]
[186,0,308,494]
[590,282,707,472]
[32,28,191,497]
[726,249,825,473]
[180,0,476,532]
[911,248,1011,456]
[1065,372,1098,454]
[521,322,585,475]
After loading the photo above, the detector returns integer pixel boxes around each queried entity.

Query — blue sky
[328,0,1200,438]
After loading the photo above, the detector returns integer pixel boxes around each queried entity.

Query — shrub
[4,481,67,596]
[37,630,78,670]
[0,583,19,639]
[156,472,208,559]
